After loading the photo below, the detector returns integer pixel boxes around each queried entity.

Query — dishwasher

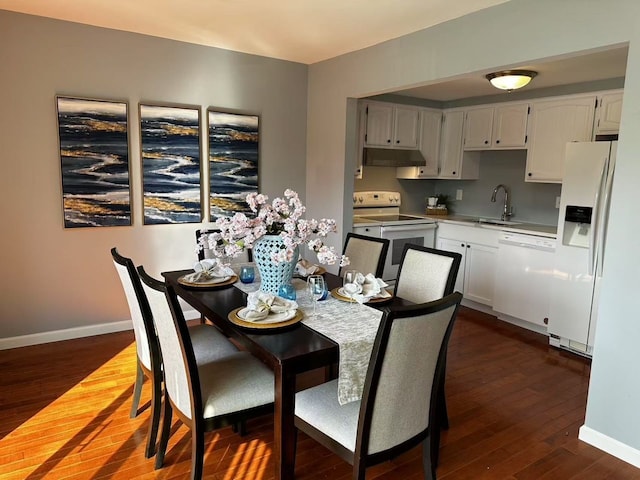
[493,232,556,327]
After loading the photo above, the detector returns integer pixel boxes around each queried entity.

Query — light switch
[456,189,463,201]
[555,196,561,208]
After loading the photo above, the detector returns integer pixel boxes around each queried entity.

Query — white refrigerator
[548,141,617,356]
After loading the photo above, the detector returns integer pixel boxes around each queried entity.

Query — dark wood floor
[2,307,639,479]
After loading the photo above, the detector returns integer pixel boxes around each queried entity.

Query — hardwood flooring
[1,307,638,479]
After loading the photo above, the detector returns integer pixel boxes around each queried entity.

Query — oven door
[379,223,437,283]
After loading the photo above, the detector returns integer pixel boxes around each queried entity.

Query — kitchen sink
[476,218,522,226]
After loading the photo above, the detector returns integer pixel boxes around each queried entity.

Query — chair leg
[155,392,172,469]
[130,360,144,418]
[438,377,449,430]
[423,432,436,480]
[191,420,205,480]
[145,373,162,458]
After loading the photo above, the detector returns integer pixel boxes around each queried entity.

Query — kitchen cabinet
[436,223,498,306]
[594,90,623,135]
[463,107,494,149]
[352,225,381,237]
[354,103,366,179]
[525,95,596,183]
[438,110,479,179]
[396,108,442,179]
[364,102,419,149]
[464,103,529,150]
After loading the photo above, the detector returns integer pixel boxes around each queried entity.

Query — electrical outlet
[456,189,463,201]
[555,196,561,208]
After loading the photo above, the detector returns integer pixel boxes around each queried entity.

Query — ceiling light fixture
[486,70,538,92]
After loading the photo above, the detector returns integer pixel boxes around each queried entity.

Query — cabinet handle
[496,140,500,144]
[396,140,400,144]
[387,139,391,143]
[484,140,489,144]
[543,317,549,325]
[528,172,532,177]
[466,245,470,248]
[460,243,464,247]
[452,171,456,175]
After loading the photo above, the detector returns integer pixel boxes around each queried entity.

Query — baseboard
[0,308,201,350]
[579,425,640,468]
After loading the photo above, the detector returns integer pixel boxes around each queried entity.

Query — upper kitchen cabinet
[594,90,623,135]
[364,101,419,149]
[463,107,494,149]
[354,103,366,179]
[439,110,479,179]
[396,108,442,179]
[525,95,596,183]
[464,103,529,150]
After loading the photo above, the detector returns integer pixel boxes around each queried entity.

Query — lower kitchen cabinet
[437,225,498,306]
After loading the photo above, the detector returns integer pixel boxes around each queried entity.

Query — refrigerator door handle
[589,160,607,276]
[596,155,616,276]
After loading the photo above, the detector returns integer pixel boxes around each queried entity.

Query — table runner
[235,277,383,405]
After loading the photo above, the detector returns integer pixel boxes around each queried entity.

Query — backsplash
[354,150,562,226]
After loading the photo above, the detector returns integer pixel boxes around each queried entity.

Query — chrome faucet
[491,184,513,221]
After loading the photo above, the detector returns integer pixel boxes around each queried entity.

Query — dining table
[162,267,411,480]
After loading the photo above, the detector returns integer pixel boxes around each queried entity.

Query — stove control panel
[353,191,401,207]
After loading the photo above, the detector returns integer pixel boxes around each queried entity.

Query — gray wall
[307,0,640,464]
[356,150,562,225]
[0,11,308,339]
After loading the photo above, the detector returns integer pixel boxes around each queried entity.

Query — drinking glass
[307,275,326,317]
[278,283,297,301]
[239,265,255,284]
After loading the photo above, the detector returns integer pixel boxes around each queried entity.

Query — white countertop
[412,213,558,238]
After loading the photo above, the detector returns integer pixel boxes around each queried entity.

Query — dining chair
[137,266,274,480]
[294,292,463,480]
[393,243,463,460]
[394,244,462,304]
[338,233,390,278]
[111,248,239,458]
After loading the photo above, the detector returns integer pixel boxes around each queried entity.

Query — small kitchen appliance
[352,191,437,283]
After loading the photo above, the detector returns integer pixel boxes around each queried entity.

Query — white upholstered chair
[394,244,462,304]
[338,233,390,278]
[137,266,274,480]
[393,243,463,464]
[111,248,239,458]
[294,292,463,480]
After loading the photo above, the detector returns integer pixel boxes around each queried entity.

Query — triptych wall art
[56,96,260,228]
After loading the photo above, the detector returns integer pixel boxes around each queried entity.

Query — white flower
[204,189,348,266]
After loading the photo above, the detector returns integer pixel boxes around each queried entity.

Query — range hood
[363,148,425,167]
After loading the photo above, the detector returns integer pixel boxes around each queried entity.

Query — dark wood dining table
[163,269,409,480]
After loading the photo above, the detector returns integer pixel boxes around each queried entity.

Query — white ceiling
[0,0,510,64]
[0,0,628,100]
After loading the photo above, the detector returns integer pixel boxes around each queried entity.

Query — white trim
[579,425,640,468]
[0,308,201,350]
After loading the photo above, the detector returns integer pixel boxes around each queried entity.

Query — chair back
[196,228,252,263]
[110,248,158,372]
[357,292,462,456]
[394,244,461,304]
[138,267,200,422]
[339,233,390,278]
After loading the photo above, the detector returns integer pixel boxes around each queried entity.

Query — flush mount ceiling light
[486,70,538,92]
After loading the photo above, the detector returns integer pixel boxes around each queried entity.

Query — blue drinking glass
[239,266,255,284]
[278,283,297,301]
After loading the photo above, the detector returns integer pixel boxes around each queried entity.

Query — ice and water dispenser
[562,205,592,248]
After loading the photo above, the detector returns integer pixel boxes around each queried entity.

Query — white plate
[338,286,361,298]
[237,307,296,324]
[182,274,231,285]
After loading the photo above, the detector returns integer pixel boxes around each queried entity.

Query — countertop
[414,213,558,238]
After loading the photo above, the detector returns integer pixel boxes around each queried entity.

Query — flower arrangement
[200,189,349,266]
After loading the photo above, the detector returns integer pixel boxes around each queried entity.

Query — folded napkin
[184,259,235,283]
[295,258,319,276]
[242,291,299,322]
[346,273,390,304]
